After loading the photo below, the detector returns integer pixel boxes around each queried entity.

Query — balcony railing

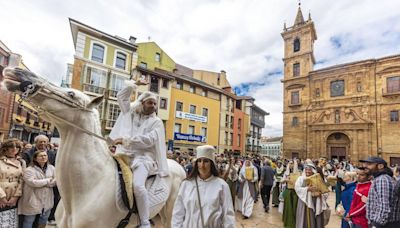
[83,84,105,94]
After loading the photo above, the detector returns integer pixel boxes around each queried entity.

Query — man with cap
[172,145,235,227]
[110,79,169,228]
[360,156,400,228]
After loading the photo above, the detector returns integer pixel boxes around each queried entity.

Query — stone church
[282,6,400,166]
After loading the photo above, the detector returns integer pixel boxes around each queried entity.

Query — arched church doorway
[327,132,350,161]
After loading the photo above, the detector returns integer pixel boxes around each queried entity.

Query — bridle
[18,81,109,143]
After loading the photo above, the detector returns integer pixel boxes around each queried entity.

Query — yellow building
[165,74,221,153]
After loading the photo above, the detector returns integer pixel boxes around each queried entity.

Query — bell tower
[281,3,318,159]
[281,3,317,80]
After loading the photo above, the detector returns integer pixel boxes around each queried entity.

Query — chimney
[129,36,137,44]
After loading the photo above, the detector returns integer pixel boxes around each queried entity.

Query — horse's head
[1,67,103,129]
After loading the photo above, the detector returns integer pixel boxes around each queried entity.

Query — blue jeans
[22,209,51,228]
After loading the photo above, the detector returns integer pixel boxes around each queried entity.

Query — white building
[260,136,282,158]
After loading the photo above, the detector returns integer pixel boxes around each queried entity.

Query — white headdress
[196,145,216,166]
[131,91,158,114]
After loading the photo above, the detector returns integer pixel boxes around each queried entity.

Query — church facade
[282,7,400,166]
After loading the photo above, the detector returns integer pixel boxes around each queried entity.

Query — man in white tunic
[110,80,168,228]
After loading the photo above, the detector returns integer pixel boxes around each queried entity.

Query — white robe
[109,80,168,177]
[294,175,328,216]
[172,176,236,228]
[235,165,258,217]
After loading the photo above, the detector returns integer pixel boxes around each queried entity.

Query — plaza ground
[151,191,341,228]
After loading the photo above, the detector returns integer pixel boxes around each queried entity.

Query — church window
[292,117,298,126]
[390,111,399,122]
[330,80,345,97]
[293,38,300,52]
[291,91,300,105]
[387,76,400,93]
[293,63,300,77]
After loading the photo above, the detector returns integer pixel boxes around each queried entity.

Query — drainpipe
[102,69,112,135]
[373,60,380,157]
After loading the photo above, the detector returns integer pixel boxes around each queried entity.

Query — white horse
[1,67,186,228]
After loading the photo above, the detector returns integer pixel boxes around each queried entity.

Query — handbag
[0,205,18,228]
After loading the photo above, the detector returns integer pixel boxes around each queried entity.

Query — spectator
[0,138,25,228]
[22,135,56,166]
[18,150,56,228]
[259,160,275,213]
[346,167,372,228]
[360,156,400,228]
[171,145,235,227]
[338,171,357,228]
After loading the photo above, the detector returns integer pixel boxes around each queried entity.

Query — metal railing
[83,84,105,94]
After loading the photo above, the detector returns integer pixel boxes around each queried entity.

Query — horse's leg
[159,197,174,228]
[55,200,69,228]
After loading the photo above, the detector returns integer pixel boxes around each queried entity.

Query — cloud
[1,0,400,137]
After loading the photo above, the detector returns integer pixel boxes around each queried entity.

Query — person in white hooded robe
[171,145,235,228]
[294,160,329,228]
[110,79,169,228]
[235,159,258,219]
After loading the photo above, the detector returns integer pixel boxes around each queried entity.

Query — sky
[1,0,400,137]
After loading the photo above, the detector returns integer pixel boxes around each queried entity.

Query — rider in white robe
[110,80,168,228]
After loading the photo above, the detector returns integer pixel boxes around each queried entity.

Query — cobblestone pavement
[47,192,341,227]
[151,191,341,228]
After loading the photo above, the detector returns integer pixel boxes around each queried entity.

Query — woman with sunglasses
[172,145,235,228]
[0,138,25,228]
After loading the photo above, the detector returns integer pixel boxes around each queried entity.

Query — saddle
[113,154,169,213]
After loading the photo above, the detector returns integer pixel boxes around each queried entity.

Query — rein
[18,82,109,143]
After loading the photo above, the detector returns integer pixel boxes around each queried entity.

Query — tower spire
[294,1,305,26]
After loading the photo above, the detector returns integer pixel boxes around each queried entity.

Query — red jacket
[348,181,372,228]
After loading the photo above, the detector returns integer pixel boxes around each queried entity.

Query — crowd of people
[0,136,59,228]
[2,134,400,227]
[170,150,400,228]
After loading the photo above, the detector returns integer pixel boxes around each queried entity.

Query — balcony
[83,84,105,94]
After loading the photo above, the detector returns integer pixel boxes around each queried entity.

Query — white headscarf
[284,159,299,176]
[131,91,158,114]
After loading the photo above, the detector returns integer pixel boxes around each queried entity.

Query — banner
[175,111,207,123]
[174,132,206,142]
